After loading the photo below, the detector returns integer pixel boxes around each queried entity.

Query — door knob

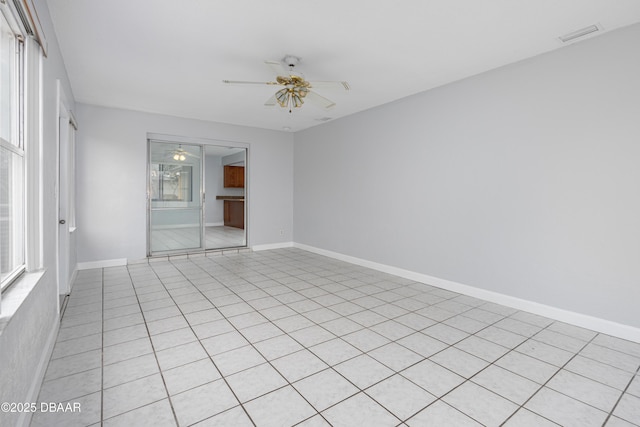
[59,219,66,224]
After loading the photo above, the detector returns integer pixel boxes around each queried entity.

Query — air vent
[559,25,600,43]
[316,117,332,122]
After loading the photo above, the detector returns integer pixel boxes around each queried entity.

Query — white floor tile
[565,355,634,391]
[309,338,362,366]
[171,379,239,426]
[51,333,102,360]
[604,416,640,427]
[422,323,469,345]
[341,328,390,352]
[210,345,267,376]
[36,249,639,427]
[191,406,254,427]
[515,339,574,367]
[495,351,559,384]
[613,393,640,425]
[366,374,436,420]
[322,392,400,427]
[102,353,159,389]
[334,354,394,389]
[430,347,489,378]
[155,341,208,371]
[547,369,623,411]
[44,349,103,381]
[295,415,333,426]
[454,335,509,363]
[162,358,221,396]
[102,374,167,419]
[627,375,640,397]
[368,342,423,372]
[406,401,482,427]
[271,349,328,382]
[293,368,359,411]
[471,364,540,405]
[397,332,448,357]
[38,368,102,403]
[525,387,608,427]
[580,343,640,373]
[253,334,303,360]
[243,386,316,427]
[200,330,249,355]
[502,409,560,427]
[289,325,336,347]
[150,327,198,351]
[226,363,287,402]
[103,399,176,427]
[443,380,518,425]
[401,359,465,397]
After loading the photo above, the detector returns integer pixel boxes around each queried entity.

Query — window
[0,6,25,291]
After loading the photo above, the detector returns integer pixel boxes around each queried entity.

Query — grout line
[123,262,182,426]
[54,249,640,427]
[602,363,640,426]
[151,256,259,426]
[497,327,600,426]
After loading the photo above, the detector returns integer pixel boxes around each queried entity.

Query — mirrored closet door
[148,139,247,256]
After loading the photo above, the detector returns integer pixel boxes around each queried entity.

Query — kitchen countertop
[216,195,245,201]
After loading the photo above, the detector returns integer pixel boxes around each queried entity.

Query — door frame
[146,133,249,257]
[55,80,78,304]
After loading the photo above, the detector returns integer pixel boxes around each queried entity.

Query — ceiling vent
[559,25,600,43]
[316,117,332,122]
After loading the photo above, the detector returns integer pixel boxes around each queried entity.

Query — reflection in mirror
[148,141,203,253]
[147,140,246,255]
[151,164,193,202]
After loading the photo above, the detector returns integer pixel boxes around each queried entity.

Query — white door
[57,86,77,299]
[57,115,70,295]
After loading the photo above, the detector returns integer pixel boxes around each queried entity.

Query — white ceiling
[46,0,640,132]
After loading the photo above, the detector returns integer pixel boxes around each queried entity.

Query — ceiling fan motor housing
[283,55,301,70]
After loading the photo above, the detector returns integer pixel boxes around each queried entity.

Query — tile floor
[151,226,245,253]
[30,248,640,427]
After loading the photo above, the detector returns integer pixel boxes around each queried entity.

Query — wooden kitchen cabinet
[224,200,244,229]
[224,165,245,188]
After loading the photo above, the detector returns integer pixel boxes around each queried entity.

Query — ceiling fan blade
[306,91,336,110]
[222,80,277,85]
[265,60,287,77]
[264,94,277,107]
[309,81,350,91]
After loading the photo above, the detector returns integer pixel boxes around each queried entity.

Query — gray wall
[294,24,640,328]
[76,104,294,262]
[205,154,223,224]
[0,0,76,425]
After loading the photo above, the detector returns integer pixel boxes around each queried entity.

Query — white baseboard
[77,258,127,270]
[293,243,640,343]
[252,242,294,251]
[18,313,60,427]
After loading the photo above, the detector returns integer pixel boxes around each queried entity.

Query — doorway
[57,81,78,309]
[147,139,247,256]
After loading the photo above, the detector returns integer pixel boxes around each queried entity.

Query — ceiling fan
[223,55,350,112]
[170,145,198,162]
